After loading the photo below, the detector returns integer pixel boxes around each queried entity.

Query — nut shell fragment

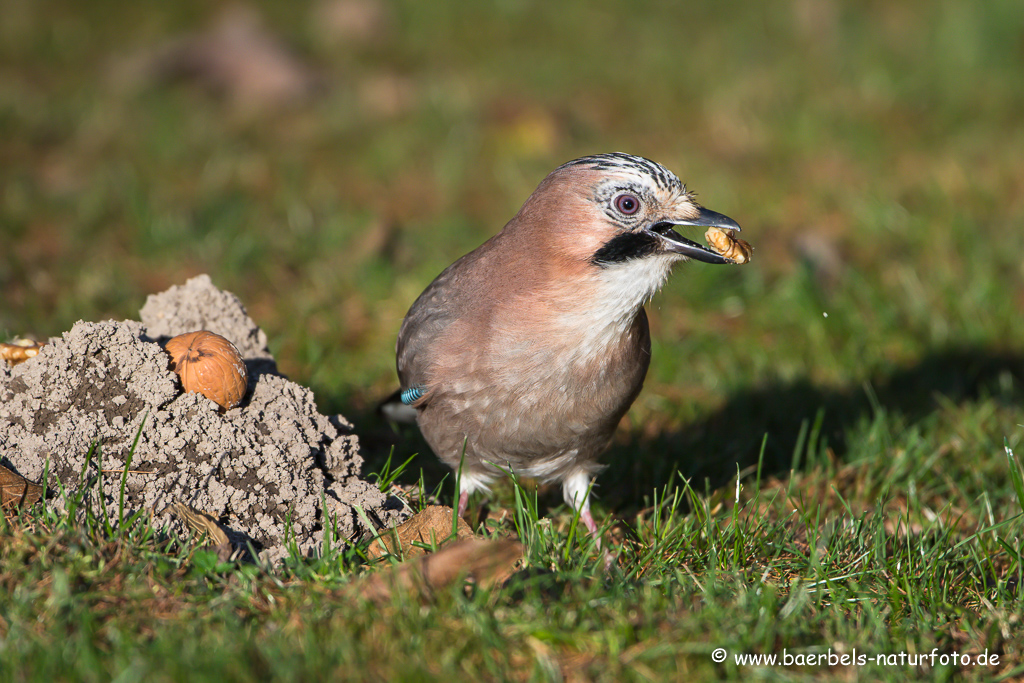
[165,330,248,411]
[705,227,752,264]
[0,339,46,366]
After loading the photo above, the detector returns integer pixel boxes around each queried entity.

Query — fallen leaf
[116,5,321,112]
[310,0,391,46]
[365,505,475,560]
[0,464,44,510]
[356,538,523,603]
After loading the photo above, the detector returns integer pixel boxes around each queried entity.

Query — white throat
[591,253,678,324]
[556,253,678,359]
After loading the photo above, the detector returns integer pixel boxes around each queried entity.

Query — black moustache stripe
[591,231,661,266]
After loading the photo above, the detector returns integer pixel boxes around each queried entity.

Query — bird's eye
[614,193,641,215]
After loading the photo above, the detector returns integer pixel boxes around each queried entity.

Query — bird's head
[508,153,743,312]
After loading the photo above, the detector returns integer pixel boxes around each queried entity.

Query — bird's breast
[430,309,650,461]
[408,249,655,468]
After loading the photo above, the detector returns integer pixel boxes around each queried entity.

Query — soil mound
[0,275,403,562]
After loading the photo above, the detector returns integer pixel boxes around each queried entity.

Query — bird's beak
[647,207,741,265]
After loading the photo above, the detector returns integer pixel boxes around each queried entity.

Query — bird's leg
[457,489,470,519]
[581,507,616,570]
[564,471,614,567]
[565,471,602,547]
[579,507,602,549]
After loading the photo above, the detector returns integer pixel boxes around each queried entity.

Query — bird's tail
[377,388,419,424]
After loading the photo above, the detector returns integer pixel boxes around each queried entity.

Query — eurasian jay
[394,153,743,540]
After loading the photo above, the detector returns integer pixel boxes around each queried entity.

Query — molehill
[0,274,404,563]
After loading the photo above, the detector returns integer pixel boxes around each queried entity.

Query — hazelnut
[165,331,248,411]
[705,227,753,264]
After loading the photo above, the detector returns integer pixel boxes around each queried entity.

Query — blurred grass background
[3,0,1021,486]
[3,0,1024,679]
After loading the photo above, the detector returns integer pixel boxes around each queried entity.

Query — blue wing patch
[400,385,425,405]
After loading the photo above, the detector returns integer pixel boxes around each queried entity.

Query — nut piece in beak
[705,227,753,264]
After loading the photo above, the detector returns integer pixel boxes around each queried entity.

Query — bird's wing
[395,262,469,405]
[395,231,517,406]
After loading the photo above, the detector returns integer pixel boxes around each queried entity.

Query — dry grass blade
[357,538,523,603]
[0,464,44,510]
[166,501,233,560]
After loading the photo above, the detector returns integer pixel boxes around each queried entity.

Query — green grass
[2,0,1024,680]
[3,440,1023,680]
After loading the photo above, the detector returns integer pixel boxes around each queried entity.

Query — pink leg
[580,508,602,548]
[457,489,469,518]
[564,472,609,559]
[580,507,615,570]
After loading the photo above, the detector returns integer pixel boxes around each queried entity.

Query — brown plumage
[394,153,743,540]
